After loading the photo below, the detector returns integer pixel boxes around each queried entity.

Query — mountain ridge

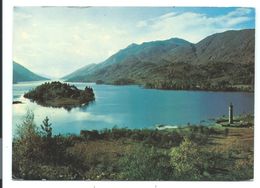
[64,29,255,91]
[63,37,192,80]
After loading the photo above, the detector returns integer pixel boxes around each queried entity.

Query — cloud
[134,8,254,43]
[13,7,254,78]
[13,9,134,78]
[136,20,147,28]
[13,10,33,22]
[227,7,252,17]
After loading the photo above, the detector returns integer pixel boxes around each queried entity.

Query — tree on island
[24,81,95,109]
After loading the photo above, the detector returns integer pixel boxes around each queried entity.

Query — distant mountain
[62,63,97,81]
[13,61,48,83]
[100,38,191,67]
[65,38,192,81]
[65,29,255,91]
[63,38,191,81]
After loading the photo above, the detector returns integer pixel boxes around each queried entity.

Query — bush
[13,112,77,179]
[119,145,173,180]
[170,138,206,180]
[13,110,44,179]
[13,112,253,180]
[185,126,210,145]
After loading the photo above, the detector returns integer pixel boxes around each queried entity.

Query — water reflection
[13,97,115,135]
[13,81,254,135]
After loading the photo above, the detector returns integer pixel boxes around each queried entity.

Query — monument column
[229,103,233,124]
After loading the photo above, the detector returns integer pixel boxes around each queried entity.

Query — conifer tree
[41,116,52,138]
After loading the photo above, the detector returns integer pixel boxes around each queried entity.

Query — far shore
[65,80,254,93]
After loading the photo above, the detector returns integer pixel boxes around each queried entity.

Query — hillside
[65,29,255,91]
[62,63,97,81]
[13,61,48,83]
[63,38,191,81]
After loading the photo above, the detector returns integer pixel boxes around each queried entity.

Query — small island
[13,101,22,104]
[24,81,95,109]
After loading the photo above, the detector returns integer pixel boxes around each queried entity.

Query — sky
[13,7,255,78]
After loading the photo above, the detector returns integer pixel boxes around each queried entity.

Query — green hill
[13,61,48,83]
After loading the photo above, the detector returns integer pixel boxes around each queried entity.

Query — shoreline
[13,79,254,93]
[66,80,254,93]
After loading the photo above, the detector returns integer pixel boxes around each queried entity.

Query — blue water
[13,81,254,135]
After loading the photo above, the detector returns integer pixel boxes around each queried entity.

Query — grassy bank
[12,112,254,180]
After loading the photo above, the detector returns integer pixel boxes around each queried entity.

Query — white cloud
[133,8,254,43]
[13,11,33,22]
[227,7,252,17]
[136,20,147,28]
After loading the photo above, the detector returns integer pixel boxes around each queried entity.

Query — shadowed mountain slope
[13,61,48,83]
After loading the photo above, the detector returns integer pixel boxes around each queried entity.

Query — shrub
[170,138,206,180]
[119,145,173,180]
[13,112,76,179]
[13,110,44,179]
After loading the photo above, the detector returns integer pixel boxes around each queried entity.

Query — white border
[2,0,260,188]
[9,0,258,7]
